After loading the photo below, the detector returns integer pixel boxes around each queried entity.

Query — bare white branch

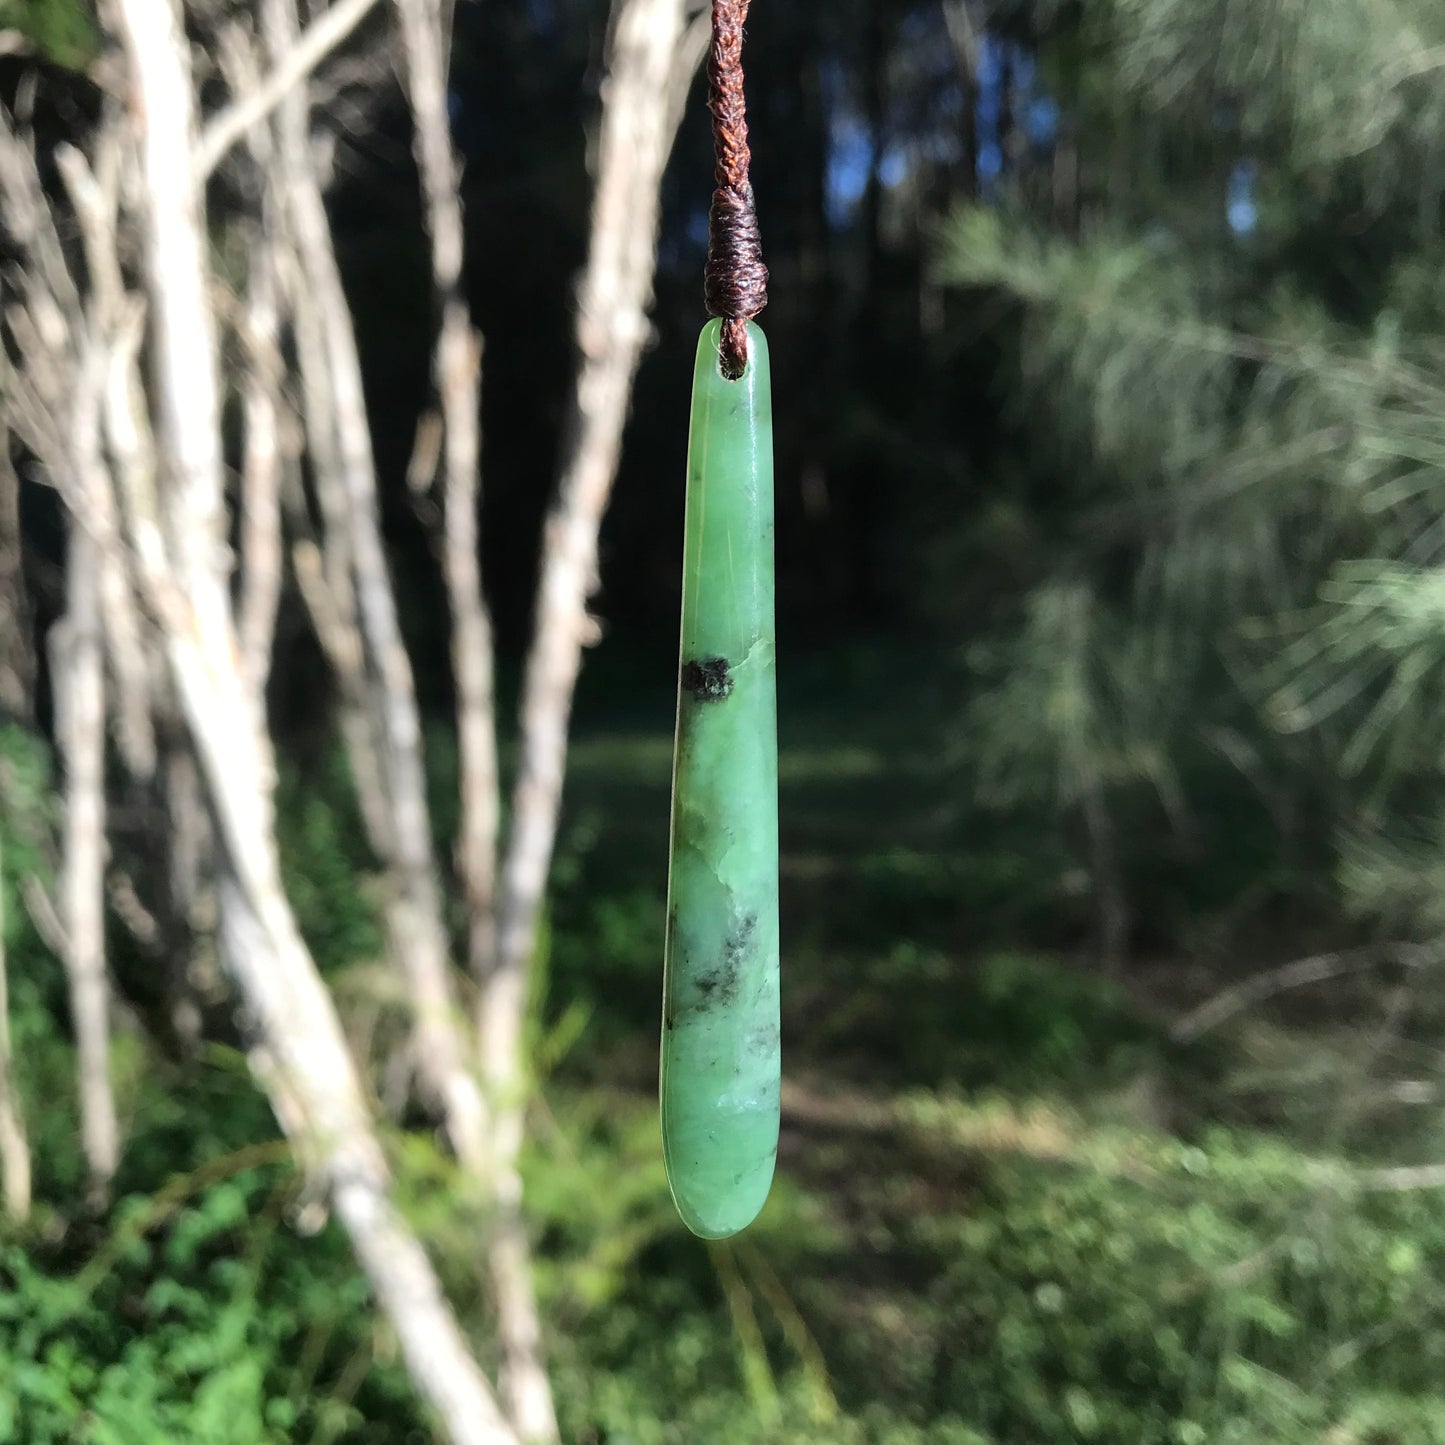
[196,0,385,182]
[263,0,490,1178]
[109,2,517,1434]
[1170,947,1407,1044]
[393,0,555,1433]
[56,139,159,782]
[0,430,33,719]
[490,0,701,1149]
[238,223,286,697]
[0,788,33,1223]
[52,513,121,1203]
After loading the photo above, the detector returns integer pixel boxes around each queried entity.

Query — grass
[10,643,1445,1442]
[525,639,1445,1443]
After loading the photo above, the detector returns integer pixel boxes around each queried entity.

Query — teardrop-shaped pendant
[661,319,780,1240]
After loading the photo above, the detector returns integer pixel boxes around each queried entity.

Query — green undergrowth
[7,1065,1445,1443]
[530,1083,1445,1444]
[6,683,1445,1442]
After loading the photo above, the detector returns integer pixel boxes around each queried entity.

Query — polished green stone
[661,320,780,1240]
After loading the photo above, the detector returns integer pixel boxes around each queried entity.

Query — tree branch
[489,0,701,1106]
[195,0,385,182]
[0,803,32,1223]
[1170,946,1407,1044]
[262,0,491,1184]
[111,1,516,1434]
[392,0,556,1432]
[53,509,121,1204]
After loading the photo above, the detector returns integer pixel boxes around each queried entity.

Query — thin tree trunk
[215,22,290,709]
[53,291,122,1202]
[164,743,211,1053]
[443,367,500,991]
[0,816,33,1223]
[57,139,157,784]
[95,516,158,782]
[393,0,500,1007]
[207,816,517,1445]
[53,519,119,1204]
[238,217,286,701]
[391,1,556,1435]
[487,0,700,1171]
[4,129,152,776]
[109,3,515,1436]
[277,217,392,847]
[0,437,33,723]
[196,0,386,180]
[65,126,215,1052]
[261,0,489,1173]
[79,213,216,1054]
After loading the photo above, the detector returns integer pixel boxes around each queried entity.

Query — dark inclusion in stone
[694,914,756,1013]
[681,656,734,702]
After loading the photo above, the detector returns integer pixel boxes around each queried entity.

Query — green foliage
[966,579,1182,814]
[18,0,1445,1435]
[0,0,99,70]
[523,1069,1445,1445]
[0,1166,431,1443]
[938,0,1445,946]
[548,882,662,1054]
[1091,0,1445,177]
[913,1117,1445,1444]
[0,723,54,907]
[275,751,385,976]
[0,739,428,1441]
[8,728,1445,1443]
[1,726,90,1202]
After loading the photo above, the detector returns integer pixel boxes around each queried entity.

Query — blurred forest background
[6,0,1445,1441]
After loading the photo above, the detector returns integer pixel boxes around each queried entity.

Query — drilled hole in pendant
[715,319,750,382]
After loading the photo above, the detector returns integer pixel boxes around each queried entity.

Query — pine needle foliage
[940,0,1445,938]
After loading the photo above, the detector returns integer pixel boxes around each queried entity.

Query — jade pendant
[661,320,780,1240]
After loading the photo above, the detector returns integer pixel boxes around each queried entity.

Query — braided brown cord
[705,0,767,378]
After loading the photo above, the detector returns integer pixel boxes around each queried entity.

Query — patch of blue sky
[1025,95,1059,147]
[878,147,910,187]
[977,33,1006,90]
[826,113,873,226]
[1227,159,1258,236]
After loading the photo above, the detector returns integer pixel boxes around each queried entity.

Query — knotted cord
[705,0,767,378]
